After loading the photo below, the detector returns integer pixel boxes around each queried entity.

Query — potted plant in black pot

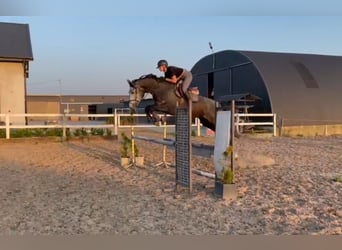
[215,146,237,200]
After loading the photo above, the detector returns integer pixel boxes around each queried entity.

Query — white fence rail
[0,113,116,139]
[0,112,277,139]
[0,113,201,139]
[236,113,277,136]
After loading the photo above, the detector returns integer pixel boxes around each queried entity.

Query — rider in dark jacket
[156,59,193,99]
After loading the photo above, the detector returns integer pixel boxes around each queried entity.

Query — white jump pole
[155,120,172,168]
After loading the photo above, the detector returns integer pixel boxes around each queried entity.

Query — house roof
[0,22,33,60]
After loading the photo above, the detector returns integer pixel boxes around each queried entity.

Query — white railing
[0,112,276,139]
[0,113,201,139]
[0,113,116,139]
[235,113,277,136]
[115,113,201,136]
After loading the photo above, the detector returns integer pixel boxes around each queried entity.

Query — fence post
[196,118,201,137]
[236,114,240,133]
[62,113,66,139]
[231,100,235,172]
[117,114,121,128]
[5,114,10,139]
[114,109,118,137]
[273,113,277,136]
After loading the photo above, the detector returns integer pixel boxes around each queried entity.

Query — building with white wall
[0,22,33,124]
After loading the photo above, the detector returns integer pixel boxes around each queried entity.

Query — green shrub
[105,129,112,136]
[120,132,141,157]
[73,128,88,137]
[11,129,33,138]
[0,129,5,138]
[120,132,130,158]
[219,146,235,184]
[220,167,234,184]
[106,117,114,124]
[120,116,135,125]
[45,128,63,137]
[32,128,45,137]
[91,128,104,136]
[2,127,111,139]
[333,176,342,183]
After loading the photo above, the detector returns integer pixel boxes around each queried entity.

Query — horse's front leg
[145,104,170,125]
[144,105,153,122]
[145,105,161,123]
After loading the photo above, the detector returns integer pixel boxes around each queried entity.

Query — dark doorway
[88,105,96,114]
[88,105,96,120]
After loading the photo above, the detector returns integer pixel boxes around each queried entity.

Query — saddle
[175,83,199,102]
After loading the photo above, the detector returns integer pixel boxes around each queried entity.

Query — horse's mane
[135,73,165,82]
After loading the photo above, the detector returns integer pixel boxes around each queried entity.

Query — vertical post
[229,68,232,95]
[155,120,171,168]
[162,121,167,162]
[230,100,235,173]
[58,79,62,114]
[189,101,192,193]
[114,109,118,137]
[209,42,215,69]
[62,113,66,139]
[5,114,10,139]
[273,113,277,137]
[236,113,240,134]
[196,118,201,137]
[324,124,328,136]
[131,126,135,165]
[175,100,192,193]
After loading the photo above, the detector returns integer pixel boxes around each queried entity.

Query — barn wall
[240,51,342,126]
[0,61,26,124]
[280,124,342,137]
[26,101,60,121]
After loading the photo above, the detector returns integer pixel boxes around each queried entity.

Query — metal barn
[191,50,342,135]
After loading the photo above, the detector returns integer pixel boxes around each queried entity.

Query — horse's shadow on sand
[63,141,175,182]
[62,141,217,198]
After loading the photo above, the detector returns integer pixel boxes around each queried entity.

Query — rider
[156,59,193,100]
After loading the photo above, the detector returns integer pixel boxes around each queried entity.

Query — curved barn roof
[191,50,342,126]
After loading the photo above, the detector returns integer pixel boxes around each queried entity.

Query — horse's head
[127,74,159,113]
[127,79,144,113]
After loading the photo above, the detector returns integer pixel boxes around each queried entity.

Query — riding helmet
[157,59,168,68]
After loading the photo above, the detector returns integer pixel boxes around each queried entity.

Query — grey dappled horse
[127,74,217,131]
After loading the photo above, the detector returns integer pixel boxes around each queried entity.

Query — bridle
[129,82,144,110]
[128,74,157,110]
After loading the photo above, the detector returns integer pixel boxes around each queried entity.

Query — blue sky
[1,3,342,95]
[2,0,342,15]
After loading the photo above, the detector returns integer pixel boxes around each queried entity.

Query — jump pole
[155,120,172,168]
[125,125,136,169]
